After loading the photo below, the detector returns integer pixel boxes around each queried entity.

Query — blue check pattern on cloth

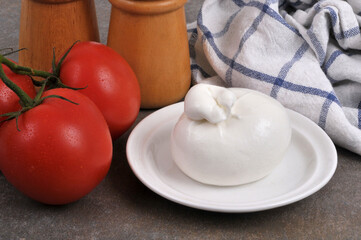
[188,0,361,155]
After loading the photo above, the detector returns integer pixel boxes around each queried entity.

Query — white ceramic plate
[126,102,337,213]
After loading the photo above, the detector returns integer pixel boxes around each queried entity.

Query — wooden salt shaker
[107,0,191,109]
[19,0,100,71]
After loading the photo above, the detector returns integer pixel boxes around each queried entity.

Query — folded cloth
[188,0,361,155]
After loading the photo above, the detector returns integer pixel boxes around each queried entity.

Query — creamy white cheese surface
[171,84,292,186]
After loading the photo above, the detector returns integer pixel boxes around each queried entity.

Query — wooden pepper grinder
[19,0,100,71]
[107,0,191,109]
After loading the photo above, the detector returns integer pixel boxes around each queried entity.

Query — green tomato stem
[0,56,34,107]
[0,56,52,79]
[0,52,79,130]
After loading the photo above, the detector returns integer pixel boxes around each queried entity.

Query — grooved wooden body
[107,0,191,109]
[19,0,100,71]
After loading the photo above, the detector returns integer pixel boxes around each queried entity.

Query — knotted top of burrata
[171,84,292,186]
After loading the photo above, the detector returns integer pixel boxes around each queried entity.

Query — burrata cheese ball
[171,84,292,186]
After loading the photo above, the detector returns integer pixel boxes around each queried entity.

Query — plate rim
[126,102,338,213]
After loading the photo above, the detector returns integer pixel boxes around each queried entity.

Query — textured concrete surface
[0,0,360,239]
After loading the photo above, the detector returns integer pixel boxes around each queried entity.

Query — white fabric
[188,0,361,155]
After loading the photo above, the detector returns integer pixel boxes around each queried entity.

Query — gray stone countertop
[0,0,360,239]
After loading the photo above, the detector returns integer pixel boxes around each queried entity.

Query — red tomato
[58,41,141,140]
[0,63,36,123]
[0,88,112,205]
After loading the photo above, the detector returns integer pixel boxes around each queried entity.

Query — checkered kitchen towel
[188,0,361,155]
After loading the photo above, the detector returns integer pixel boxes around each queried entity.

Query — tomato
[58,41,141,140]
[0,88,112,205]
[0,63,36,123]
